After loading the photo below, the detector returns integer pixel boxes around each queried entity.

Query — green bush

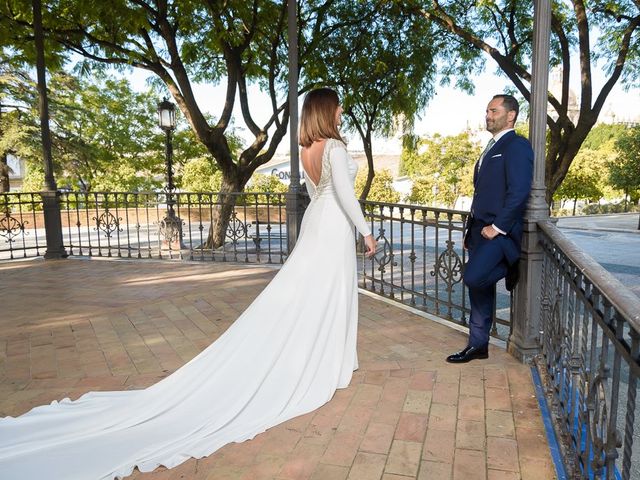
[180,157,222,192]
[355,169,400,204]
[582,202,640,215]
[244,173,288,205]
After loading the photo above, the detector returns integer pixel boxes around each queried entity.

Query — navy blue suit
[463,130,533,348]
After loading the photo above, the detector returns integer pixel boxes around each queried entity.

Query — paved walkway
[0,259,556,480]
[555,211,640,233]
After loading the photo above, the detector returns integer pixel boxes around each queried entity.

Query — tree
[0,63,39,192]
[355,168,400,204]
[49,75,165,192]
[1,0,70,191]
[403,0,640,203]
[1,0,372,247]
[553,149,604,215]
[402,131,479,206]
[0,69,171,192]
[0,63,45,191]
[582,123,627,150]
[245,173,288,205]
[180,157,222,193]
[312,1,436,200]
[611,125,640,210]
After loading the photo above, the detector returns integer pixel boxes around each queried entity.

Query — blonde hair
[298,88,344,147]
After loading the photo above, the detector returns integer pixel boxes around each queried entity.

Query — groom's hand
[481,225,499,240]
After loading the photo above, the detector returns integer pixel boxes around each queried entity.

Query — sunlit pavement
[557,212,640,298]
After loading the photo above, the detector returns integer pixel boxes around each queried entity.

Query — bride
[0,87,377,480]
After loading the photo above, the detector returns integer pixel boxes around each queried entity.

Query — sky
[127,59,640,155]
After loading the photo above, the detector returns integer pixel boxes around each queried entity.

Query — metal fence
[0,191,512,339]
[537,220,640,480]
[359,200,512,340]
[1,191,290,263]
[0,192,46,259]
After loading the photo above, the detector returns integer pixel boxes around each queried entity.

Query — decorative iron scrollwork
[93,211,122,238]
[0,211,28,243]
[226,211,248,243]
[431,240,463,290]
[158,216,184,245]
[586,374,622,473]
[546,293,564,367]
[372,228,396,273]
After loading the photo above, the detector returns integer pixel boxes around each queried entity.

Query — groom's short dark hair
[493,94,519,121]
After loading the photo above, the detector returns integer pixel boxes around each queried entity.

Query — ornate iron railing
[0,191,512,340]
[0,191,289,263]
[359,200,512,341]
[537,220,640,479]
[0,192,45,259]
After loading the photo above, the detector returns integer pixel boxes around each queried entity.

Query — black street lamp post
[157,98,183,252]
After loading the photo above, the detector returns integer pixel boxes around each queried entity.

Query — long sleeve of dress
[329,147,371,237]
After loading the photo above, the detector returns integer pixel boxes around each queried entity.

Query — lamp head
[157,97,176,131]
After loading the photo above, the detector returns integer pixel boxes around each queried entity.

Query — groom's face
[485,98,515,135]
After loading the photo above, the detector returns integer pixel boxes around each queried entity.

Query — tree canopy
[403,0,640,202]
[611,125,640,207]
[553,149,606,215]
[0,68,180,192]
[403,131,479,206]
[310,1,437,200]
[0,1,380,245]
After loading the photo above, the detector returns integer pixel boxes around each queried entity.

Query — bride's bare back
[301,140,326,185]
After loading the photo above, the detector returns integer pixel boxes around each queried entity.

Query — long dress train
[0,138,371,480]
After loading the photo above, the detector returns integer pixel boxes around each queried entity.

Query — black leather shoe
[446,345,489,363]
[505,262,520,292]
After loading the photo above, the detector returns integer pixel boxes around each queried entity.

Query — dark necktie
[477,138,496,171]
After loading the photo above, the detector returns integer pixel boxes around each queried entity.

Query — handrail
[538,219,640,332]
[536,218,640,479]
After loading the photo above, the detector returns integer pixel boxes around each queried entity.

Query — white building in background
[7,154,26,190]
[254,150,407,188]
[548,67,580,124]
[254,153,305,185]
[548,66,640,126]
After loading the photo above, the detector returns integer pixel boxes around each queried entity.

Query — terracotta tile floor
[0,258,557,479]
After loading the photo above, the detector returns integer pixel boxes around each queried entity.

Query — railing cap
[538,220,640,331]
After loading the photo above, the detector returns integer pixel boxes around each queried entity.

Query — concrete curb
[557,226,640,234]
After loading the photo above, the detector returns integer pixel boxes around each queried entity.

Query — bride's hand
[363,235,377,258]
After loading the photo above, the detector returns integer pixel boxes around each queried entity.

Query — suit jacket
[465,130,533,264]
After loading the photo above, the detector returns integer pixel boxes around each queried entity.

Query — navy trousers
[463,227,510,348]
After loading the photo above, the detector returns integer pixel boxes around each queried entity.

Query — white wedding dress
[0,139,371,480]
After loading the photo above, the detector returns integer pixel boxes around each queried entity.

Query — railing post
[41,191,67,259]
[33,0,67,259]
[507,0,550,361]
[286,0,303,253]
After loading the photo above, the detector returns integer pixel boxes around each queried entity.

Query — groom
[446,94,533,364]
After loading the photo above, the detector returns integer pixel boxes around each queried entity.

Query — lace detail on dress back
[311,138,343,200]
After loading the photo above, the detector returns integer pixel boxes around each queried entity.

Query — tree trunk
[203,172,244,249]
[0,105,8,193]
[0,153,9,192]
[572,197,577,216]
[359,135,375,201]
[544,119,595,206]
[624,191,629,212]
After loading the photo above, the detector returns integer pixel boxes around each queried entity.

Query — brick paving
[0,258,556,479]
